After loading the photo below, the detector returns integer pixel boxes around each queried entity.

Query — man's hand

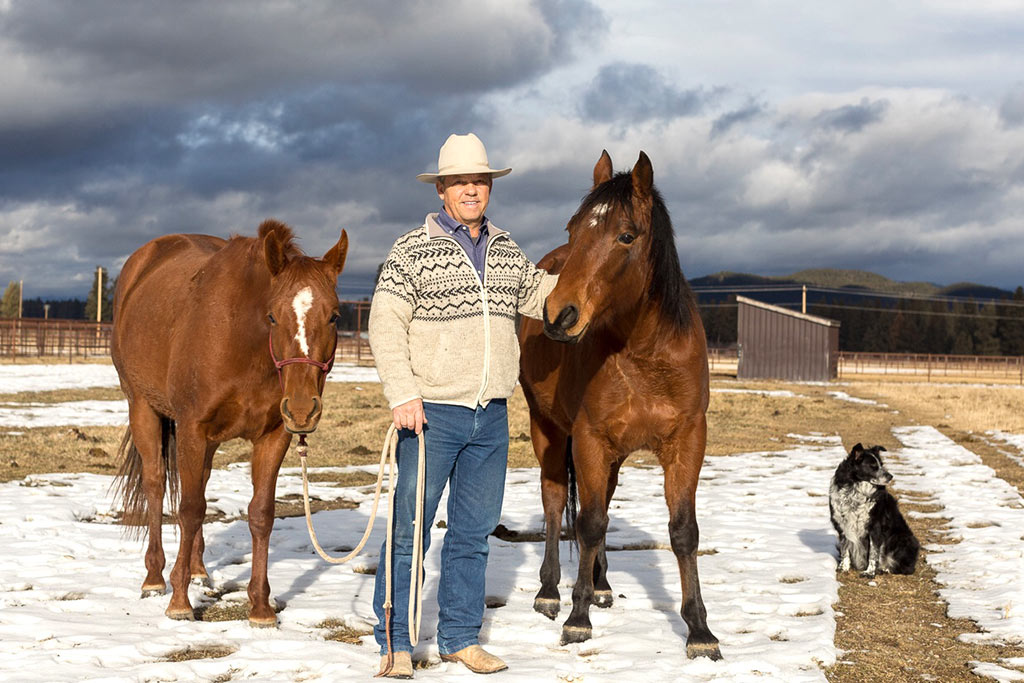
[392,398,427,434]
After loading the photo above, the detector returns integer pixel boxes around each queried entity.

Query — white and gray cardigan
[369,213,558,409]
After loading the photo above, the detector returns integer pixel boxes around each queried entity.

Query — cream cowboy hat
[416,133,512,183]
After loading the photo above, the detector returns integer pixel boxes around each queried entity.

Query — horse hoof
[560,625,592,645]
[249,616,278,629]
[191,575,211,588]
[592,590,614,608]
[165,607,196,621]
[140,585,166,598]
[686,639,722,661]
[534,597,560,620]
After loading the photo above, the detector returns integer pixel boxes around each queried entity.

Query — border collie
[829,443,919,576]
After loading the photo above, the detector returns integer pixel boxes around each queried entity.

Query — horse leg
[246,427,291,627]
[165,423,208,620]
[591,460,621,609]
[189,443,218,587]
[128,400,167,597]
[662,431,721,660]
[532,417,569,620]
[561,431,610,645]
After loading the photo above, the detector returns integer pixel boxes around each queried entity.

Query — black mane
[579,171,695,331]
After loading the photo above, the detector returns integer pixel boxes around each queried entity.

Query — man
[369,133,557,678]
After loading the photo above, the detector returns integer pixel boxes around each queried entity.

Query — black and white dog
[829,443,919,576]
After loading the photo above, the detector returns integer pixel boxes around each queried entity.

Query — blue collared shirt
[436,208,489,282]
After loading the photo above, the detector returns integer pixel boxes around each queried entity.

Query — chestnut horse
[519,151,720,659]
[111,219,347,626]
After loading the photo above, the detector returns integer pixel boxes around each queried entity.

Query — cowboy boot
[377,651,413,679]
[440,645,508,674]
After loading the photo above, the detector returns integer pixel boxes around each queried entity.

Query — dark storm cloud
[2,1,597,103]
[0,0,608,199]
[710,99,765,138]
[578,62,719,123]
[0,1,608,297]
[811,97,889,133]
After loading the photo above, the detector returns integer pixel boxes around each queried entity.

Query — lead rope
[295,426,426,676]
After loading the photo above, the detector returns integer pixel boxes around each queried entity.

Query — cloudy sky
[3,0,1024,300]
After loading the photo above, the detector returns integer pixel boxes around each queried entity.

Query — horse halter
[268,330,334,389]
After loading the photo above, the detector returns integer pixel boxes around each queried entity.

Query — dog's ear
[850,443,865,460]
[876,446,887,453]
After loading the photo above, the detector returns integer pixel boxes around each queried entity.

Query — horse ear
[322,229,349,280]
[632,151,653,199]
[592,150,613,189]
[263,229,288,277]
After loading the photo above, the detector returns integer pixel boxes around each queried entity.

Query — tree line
[700,287,1024,356]
[1,268,114,321]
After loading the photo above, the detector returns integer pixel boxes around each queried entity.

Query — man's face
[436,174,492,228]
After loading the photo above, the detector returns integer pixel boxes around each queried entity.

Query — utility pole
[96,267,103,323]
[18,280,23,319]
[802,285,807,314]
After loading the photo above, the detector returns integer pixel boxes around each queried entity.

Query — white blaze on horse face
[589,203,611,227]
[292,286,315,357]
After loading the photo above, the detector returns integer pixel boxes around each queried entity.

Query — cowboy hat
[416,133,511,183]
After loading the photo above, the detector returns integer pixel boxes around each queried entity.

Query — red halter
[268,329,334,390]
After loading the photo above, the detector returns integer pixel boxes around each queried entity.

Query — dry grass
[317,618,374,645]
[705,380,902,457]
[1,386,125,403]
[162,644,237,662]
[855,381,1024,435]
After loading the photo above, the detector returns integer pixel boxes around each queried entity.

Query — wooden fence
[4,319,1020,384]
[837,351,1024,383]
[0,319,113,361]
[0,300,375,364]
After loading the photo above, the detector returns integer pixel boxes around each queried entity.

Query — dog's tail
[888,534,920,575]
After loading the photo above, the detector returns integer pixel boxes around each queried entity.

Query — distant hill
[691,269,1014,300]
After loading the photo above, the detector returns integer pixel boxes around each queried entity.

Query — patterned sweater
[369,213,558,409]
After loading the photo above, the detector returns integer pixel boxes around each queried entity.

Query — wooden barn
[736,295,840,382]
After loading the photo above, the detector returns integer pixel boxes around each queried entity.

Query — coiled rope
[295,425,426,674]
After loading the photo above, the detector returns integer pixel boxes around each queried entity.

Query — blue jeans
[373,400,509,655]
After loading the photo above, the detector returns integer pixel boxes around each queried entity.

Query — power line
[697,300,1024,321]
[691,284,1024,308]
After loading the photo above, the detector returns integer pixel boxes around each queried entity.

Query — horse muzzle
[543,303,585,344]
[280,395,323,434]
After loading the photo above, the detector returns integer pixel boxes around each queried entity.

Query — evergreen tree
[946,300,977,355]
[997,286,1024,356]
[862,299,890,351]
[84,267,114,322]
[0,281,19,318]
[973,302,1000,356]
[922,301,948,354]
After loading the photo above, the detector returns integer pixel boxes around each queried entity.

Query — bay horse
[111,219,347,626]
[519,151,721,659]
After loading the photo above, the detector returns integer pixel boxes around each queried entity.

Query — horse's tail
[112,417,179,539]
[565,436,578,557]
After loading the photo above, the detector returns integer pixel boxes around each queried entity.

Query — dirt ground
[2,370,1024,680]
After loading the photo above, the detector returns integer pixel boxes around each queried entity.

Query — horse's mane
[257,219,301,256]
[580,172,696,331]
[251,219,333,290]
